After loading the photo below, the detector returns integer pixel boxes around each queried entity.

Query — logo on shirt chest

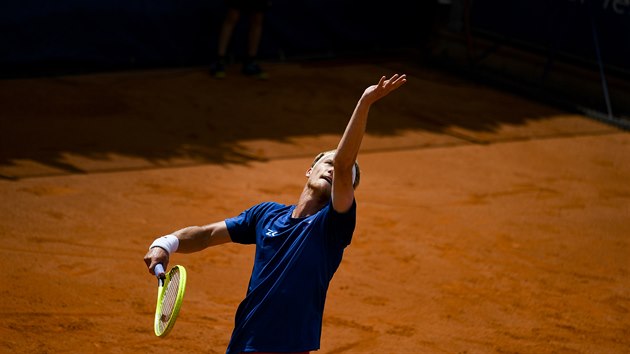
[265,229,278,237]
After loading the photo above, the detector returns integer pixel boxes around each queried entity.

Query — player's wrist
[358,96,374,106]
[150,234,179,255]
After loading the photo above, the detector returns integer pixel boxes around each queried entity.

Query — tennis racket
[153,263,187,337]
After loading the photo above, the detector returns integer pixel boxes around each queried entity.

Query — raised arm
[332,74,407,212]
[143,221,232,275]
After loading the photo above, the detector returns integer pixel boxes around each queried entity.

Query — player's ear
[305,168,313,178]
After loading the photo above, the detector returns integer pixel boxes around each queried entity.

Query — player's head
[309,149,361,190]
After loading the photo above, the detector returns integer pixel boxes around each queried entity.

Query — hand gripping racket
[153,263,187,337]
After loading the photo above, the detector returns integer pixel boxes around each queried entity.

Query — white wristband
[149,234,179,255]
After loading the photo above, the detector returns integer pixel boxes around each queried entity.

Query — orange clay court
[0,59,628,353]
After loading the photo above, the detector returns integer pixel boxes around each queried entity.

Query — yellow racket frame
[154,264,187,337]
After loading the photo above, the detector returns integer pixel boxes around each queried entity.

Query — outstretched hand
[361,74,407,105]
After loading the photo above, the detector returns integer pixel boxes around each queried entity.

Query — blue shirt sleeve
[225,202,266,244]
[225,202,283,244]
[325,199,357,247]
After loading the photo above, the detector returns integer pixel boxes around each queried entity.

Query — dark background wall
[0,0,433,76]
[1,0,628,120]
[433,0,630,121]
[469,0,630,76]
[2,1,628,73]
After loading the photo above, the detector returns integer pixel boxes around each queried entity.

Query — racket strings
[158,268,181,333]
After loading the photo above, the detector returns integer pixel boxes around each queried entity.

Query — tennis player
[144,74,407,354]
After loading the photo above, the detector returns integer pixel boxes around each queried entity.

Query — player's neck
[292,186,329,218]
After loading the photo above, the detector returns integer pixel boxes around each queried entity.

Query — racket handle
[154,263,166,280]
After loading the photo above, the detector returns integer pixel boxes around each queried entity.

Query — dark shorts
[226,0,271,12]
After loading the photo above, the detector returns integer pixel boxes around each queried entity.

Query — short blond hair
[311,149,361,189]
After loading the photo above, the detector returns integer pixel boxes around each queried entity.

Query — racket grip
[154,263,166,280]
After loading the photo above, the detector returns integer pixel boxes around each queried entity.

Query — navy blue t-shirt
[224,200,356,354]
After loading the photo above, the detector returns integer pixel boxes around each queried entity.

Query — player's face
[307,154,335,193]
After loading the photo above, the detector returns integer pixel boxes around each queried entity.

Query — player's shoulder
[251,201,288,215]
